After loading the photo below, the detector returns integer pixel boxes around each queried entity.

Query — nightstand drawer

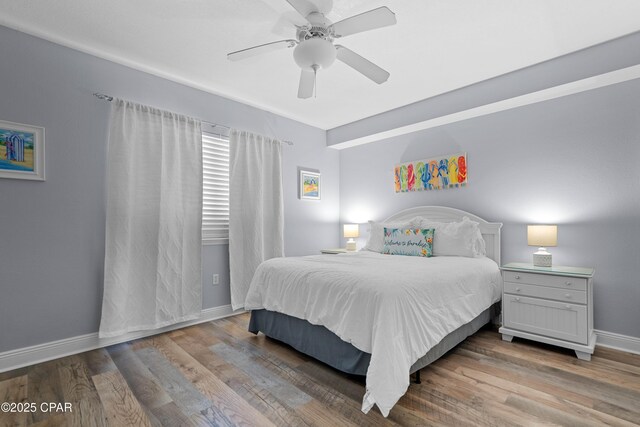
[504,271,587,291]
[504,282,586,304]
[503,295,588,344]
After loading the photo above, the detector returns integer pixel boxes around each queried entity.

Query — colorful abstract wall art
[394,152,466,193]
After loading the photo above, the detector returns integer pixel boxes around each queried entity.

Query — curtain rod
[93,92,294,145]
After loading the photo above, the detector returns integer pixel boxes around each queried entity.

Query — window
[202,133,229,244]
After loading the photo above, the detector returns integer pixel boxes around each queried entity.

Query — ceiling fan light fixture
[293,38,336,71]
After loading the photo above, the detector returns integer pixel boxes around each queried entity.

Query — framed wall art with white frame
[299,170,320,200]
[0,119,45,181]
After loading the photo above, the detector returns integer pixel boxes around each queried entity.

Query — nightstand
[499,262,596,361]
[320,248,348,254]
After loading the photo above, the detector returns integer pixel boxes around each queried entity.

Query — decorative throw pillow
[362,216,423,253]
[382,228,434,257]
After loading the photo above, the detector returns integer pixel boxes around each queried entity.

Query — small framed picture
[300,170,321,200]
[0,120,45,181]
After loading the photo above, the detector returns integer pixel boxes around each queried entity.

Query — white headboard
[383,206,503,265]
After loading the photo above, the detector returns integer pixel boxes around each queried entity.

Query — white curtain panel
[99,99,203,338]
[229,129,284,310]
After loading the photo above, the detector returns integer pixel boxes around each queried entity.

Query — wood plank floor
[1,313,639,426]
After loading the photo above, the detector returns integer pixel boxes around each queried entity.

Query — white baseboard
[0,305,242,373]
[2,313,637,374]
[595,329,640,355]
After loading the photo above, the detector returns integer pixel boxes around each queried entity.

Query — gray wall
[0,25,340,353]
[1,22,638,355]
[339,79,640,338]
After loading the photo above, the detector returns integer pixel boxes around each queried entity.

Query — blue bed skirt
[249,309,371,375]
[248,304,498,376]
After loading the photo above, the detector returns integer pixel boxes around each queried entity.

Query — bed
[244,206,503,417]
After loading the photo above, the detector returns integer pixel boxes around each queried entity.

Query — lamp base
[532,247,552,267]
[346,239,356,251]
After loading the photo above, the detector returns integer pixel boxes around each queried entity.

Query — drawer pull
[565,304,571,309]
[516,288,521,292]
[514,275,521,279]
[565,294,571,299]
[514,297,521,302]
[565,281,572,286]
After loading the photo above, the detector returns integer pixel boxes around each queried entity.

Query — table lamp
[527,225,557,267]
[344,224,359,251]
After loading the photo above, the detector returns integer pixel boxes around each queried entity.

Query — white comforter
[244,251,502,416]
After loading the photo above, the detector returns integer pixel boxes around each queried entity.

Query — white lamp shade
[527,225,557,247]
[343,224,359,238]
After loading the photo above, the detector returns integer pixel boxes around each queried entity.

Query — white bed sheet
[244,251,502,417]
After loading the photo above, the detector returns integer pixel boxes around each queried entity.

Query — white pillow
[362,216,422,253]
[472,226,487,257]
[416,216,486,257]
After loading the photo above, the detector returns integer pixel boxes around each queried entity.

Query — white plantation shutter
[202,133,230,243]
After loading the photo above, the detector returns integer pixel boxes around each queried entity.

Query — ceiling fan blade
[336,45,389,84]
[227,39,297,61]
[260,0,310,27]
[330,6,396,38]
[285,0,318,20]
[272,11,310,30]
[298,69,315,98]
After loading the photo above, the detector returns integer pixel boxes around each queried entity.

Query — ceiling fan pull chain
[313,64,319,98]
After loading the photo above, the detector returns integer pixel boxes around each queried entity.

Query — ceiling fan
[227,0,397,98]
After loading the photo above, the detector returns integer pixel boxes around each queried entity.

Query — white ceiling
[1,0,640,129]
